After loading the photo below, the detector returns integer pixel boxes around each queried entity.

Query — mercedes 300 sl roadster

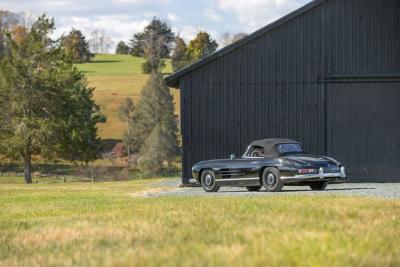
[191,138,346,192]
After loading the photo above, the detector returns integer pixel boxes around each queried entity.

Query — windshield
[276,143,303,154]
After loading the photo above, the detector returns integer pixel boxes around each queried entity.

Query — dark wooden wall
[179,0,400,183]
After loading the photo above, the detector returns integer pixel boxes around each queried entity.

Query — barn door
[326,82,400,182]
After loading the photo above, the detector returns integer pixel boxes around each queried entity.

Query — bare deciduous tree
[143,33,166,73]
[89,29,113,54]
[118,98,135,170]
[219,32,248,48]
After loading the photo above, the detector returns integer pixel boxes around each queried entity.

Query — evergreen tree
[0,15,106,183]
[171,36,188,71]
[137,125,167,176]
[62,29,92,63]
[129,18,174,58]
[115,41,130,54]
[131,73,179,172]
[186,31,218,62]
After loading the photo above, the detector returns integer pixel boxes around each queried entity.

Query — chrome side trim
[281,172,346,180]
[216,177,259,182]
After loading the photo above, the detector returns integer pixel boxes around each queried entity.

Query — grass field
[1,178,399,266]
[76,54,179,140]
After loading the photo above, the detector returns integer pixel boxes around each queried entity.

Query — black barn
[166,0,400,183]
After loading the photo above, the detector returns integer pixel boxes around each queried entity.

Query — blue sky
[0,0,311,51]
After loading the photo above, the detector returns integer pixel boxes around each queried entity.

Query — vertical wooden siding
[180,0,400,182]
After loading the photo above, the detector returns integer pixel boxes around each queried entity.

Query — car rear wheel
[309,181,328,191]
[261,167,284,192]
[200,169,220,192]
[246,186,262,192]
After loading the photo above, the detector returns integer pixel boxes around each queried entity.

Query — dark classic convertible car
[191,138,346,192]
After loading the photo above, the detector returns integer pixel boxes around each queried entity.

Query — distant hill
[76,54,179,141]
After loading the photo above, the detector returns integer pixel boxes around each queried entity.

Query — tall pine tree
[131,72,179,175]
[62,29,92,63]
[171,36,188,72]
[129,18,174,58]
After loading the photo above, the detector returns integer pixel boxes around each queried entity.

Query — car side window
[244,145,264,158]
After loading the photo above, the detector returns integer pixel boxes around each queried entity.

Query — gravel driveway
[150,179,400,199]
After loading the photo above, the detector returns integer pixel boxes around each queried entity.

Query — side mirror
[230,154,236,160]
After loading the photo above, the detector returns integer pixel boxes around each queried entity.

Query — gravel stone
[149,179,400,199]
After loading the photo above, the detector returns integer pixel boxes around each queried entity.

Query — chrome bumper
[281,167,346,182]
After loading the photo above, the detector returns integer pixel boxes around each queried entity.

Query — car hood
[283,154,337,167]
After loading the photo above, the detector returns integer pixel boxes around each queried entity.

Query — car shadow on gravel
[284,187,376,192]
[217,187,376,193]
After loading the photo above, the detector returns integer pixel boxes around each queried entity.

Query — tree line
[115,17,247,73]
[0,12,181,182]
[0,12,246,183]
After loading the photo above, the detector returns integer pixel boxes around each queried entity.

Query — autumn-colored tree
[10,26,27,45]
[112,143,126,158]
[186,31,218,62]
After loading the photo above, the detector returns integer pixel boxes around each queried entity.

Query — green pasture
[1,177,399,266]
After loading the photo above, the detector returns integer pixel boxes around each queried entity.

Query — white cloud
[173,25,203,43]
[173,25,218,45]
[216,0,302,31]
[112,0,170,5]
[204,8,221,21]
[52,15,151,52]
[0,0,308,53]
[167,12,178,22]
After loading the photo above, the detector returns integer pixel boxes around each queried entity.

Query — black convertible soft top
[250,138,302,157]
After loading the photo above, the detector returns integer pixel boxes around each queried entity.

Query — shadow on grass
[91,60,124,64]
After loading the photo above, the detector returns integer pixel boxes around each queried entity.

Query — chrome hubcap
[266,173,276,186]
[205,174,213,186]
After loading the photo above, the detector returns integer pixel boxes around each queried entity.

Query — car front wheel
[309,181,328,191]
[261,167,284,192]
[200,169,220,192]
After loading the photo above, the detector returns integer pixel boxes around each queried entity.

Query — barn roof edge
[165,0,328,88]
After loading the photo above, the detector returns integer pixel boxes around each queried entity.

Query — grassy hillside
[1,178,399,266]
[76,54,179,140]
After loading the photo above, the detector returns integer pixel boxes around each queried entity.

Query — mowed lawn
[76,54,179,140]
[1,178,399,266]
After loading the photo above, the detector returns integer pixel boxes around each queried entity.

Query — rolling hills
[76,54,179,141]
